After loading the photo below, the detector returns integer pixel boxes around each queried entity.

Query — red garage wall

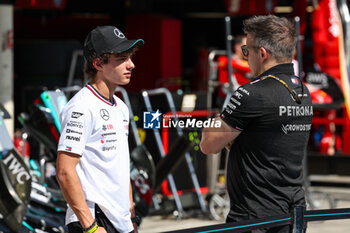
[126,14,182,91]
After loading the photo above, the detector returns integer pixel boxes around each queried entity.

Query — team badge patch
[291,77,299,85]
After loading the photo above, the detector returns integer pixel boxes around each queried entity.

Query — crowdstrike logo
[281,124,312,134]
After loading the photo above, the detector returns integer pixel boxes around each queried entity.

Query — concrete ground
[138,187,350,233]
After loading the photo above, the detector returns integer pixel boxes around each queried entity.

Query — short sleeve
[57,104,93,155]
[220,84,264,131]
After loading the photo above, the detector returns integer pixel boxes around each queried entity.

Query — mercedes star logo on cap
[100,109,110,121]
[114,28,125,39]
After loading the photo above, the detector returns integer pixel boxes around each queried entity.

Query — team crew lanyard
[262,75,303,104]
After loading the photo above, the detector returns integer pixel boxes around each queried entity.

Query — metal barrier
[164,206,350,233]
[142,88,207,213]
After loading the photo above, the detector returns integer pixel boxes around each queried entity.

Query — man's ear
[260,47,269,60]
[92,58,103,71]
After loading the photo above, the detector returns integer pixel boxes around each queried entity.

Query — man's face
[245,34,263,77]
[100,53,135,86]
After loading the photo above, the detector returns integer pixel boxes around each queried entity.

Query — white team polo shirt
[57,84,133,233]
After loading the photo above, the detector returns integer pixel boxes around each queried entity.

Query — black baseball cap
[83,25,144,60]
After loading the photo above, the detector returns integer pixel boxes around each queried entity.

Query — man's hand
[200,116,241,155]
[96,226,107,233]
[132,222,139,233]
[130,207,139,233]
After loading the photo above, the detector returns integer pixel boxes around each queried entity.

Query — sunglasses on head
[241,45,261,57]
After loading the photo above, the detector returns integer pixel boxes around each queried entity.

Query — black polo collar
[254,63,295,81]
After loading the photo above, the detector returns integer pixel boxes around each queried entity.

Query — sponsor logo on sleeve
[67,121,84,129]
[225,109,233,114]
[71,112,84,119]
[230,97,241,106]
[66,129,82,135]
[233,91,243,99]
[65,135,81,142]
[238,87,250,95]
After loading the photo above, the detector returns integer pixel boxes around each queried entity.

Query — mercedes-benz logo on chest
[100,109,110,121]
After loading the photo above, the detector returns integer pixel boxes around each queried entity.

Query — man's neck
[260,58,291,76]
[91,80,117,101]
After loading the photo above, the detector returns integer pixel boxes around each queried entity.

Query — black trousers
[226,215,291,233]
[67,205,134,233]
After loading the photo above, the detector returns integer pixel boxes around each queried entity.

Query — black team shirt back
[220,63,313,219]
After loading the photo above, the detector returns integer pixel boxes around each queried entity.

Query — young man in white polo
[56,26,144,233]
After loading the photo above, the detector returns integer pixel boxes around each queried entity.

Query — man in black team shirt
[200,15,313,233]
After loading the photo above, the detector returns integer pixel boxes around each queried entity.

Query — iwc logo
[100,109,110,121]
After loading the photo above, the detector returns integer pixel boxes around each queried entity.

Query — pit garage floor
[139,187,350,233]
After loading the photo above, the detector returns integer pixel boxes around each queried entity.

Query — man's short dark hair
[243,15,297,62]
[84,47,139,81]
